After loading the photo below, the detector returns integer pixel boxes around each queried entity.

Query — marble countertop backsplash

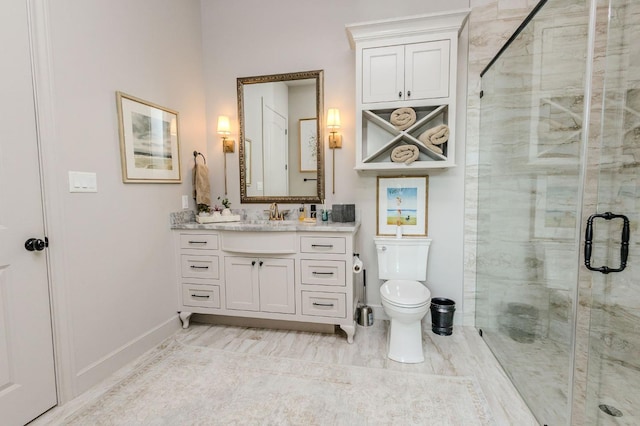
[169,209,360,233]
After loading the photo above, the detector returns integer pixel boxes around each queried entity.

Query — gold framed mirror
[237,70,324,204]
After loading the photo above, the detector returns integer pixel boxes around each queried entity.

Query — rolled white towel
[389,108,416,131]
[391,145,419,165]
[418,124,449,154]
[419,124,449,145]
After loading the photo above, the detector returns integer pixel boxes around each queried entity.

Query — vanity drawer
[300,237,346,254]
[182,283,221,309]
[222,231,296,254]
[301,291,346,318]
[181,254,219,279]
[301,260,346,287]
[180,233,219,250]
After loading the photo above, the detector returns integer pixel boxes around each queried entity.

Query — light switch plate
[69,171,97,193]
[182,195,189,209]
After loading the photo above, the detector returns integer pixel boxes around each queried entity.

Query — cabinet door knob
[407,90,411,97]
[251,260,256,266]
[259,260,264,267]
[398,91,402,98]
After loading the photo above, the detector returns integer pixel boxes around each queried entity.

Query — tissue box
[331,204,355,222]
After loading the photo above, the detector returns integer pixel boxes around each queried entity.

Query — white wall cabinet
[174,226,359,343]
[347,11,469,170]
[362,40,450,103]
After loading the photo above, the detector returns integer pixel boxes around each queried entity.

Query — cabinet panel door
[259,258,295,314]
[225,257,259,311]
[362,45,404,103]
[405,40,450,100]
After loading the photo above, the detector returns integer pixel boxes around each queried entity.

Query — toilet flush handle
[378,246,387,251]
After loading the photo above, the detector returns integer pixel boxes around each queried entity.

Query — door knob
[25,237,48,252]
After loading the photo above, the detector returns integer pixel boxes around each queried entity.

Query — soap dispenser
[298,204,306,221]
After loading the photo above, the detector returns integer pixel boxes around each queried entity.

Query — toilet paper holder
[353,253,363,274]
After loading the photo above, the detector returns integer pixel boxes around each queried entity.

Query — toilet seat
[380,280,431,307]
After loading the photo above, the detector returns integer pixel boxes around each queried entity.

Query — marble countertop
[171,219,360,233]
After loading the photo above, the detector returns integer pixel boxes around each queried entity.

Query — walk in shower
[476,0,639,424]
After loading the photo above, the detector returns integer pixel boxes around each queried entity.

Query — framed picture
[376,176,428,236]
[299,118,317,172]
[116,91,181,183]
[245,138,252,185]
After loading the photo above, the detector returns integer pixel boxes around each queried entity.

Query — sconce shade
[217,115,231,135]
[327,108,341,129]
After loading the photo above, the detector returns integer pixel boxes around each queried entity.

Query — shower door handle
[584,212,629,274]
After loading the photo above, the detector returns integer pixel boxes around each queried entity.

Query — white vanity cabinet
[178,233,223,310]
[173,223,359,343]
[347,10,469,170]
[299,235,349,320]
[224,256,295,314]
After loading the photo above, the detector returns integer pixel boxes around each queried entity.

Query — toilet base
[387,318,424,363]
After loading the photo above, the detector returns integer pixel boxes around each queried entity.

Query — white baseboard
[74,316,180,395]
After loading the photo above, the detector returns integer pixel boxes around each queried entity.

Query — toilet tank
[374,237,432,281]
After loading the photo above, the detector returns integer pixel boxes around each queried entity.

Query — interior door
[0,2,57,425]
[262,104,288,196]
[583,0,640,422]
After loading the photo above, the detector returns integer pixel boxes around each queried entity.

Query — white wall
[44,0,207,396]
[200,0,470,320]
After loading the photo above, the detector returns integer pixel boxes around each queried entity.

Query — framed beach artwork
[299,118,318,172]
[376,176,428,236]
[116,91,181,183]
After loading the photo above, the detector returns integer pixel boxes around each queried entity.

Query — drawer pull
[312,302,335,307]
[311,244,333,248]
[190,265,209,269]
[188,240,207,245]
[312,271,334,276]
[191,294,210,299]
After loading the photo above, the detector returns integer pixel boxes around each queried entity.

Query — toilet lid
[380,280,431,306]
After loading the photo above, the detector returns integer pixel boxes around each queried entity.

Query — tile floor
[33,319,539,425]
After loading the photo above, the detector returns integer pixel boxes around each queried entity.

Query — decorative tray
[196,214,241,224]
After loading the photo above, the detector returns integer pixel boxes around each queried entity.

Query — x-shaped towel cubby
[361,105,449,163]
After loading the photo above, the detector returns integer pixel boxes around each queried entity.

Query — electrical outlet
[181,195,189,209]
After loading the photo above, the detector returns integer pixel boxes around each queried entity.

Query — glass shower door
[583,0,640,422]
[476,1,591,424]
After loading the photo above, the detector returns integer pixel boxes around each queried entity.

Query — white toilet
[374,236,432,363]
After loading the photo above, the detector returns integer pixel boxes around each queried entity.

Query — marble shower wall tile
[464,1,536,326]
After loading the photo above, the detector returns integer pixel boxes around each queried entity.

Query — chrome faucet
[269,203,283,220]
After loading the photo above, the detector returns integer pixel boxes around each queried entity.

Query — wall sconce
[327,108,342,194]
[217,115,235,195]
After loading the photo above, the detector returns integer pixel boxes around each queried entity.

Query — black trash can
[430,298,455,336]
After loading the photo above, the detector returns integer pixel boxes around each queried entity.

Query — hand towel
[390,145,419,164]
[389,107,417,131]
[192,163,212,207]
